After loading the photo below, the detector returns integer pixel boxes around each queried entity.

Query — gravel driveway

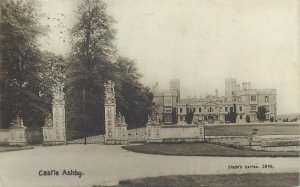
[0,144,299,187]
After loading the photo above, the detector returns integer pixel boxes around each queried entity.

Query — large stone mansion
[152,78,277,124]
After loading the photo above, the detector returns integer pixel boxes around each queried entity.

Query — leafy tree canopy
[185,110,194,124]
[65,0,153,138]
[115,57,153,129]
[0,0,49,128]
[225,104,237,123]
[257,106,268,122]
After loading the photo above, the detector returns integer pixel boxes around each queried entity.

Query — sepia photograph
[0,0,299,186]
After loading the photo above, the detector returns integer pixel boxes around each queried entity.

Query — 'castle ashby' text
[38,170,84,178]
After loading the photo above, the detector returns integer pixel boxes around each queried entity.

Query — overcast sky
[39,0,300,114]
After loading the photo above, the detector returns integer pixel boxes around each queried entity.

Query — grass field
[113,173,299,187]
[205,123,300,136]
[122,143,300,157]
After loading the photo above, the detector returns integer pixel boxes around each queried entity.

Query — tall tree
[65,0,116,139]
[38,51,66,106]
[171,107,177,124]
[66,0,154,138]
[185,110,194,124]
[225,103,237,123]
[0,0,48,128]
[245,115,250,123]
[114,57,153,129]
[257,106,268,122]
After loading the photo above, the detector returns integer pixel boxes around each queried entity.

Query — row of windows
[179,106,244,113]
[250,105,270,111]
[165,116,172,123]
[250,95,270,102]
[250,95,256,101]
[225,95,270,102]
[179,114,260,121]
[179,104,273,114]
[179,114,270,121]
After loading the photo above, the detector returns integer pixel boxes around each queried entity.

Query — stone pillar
[115,113,128,144]
[52,85,66,143]
[146,113,162,143]
[43,84,66,145]
[9,116,27,146]
[104,81,128,144]
[249,135,262,151]
[104,81,117,144]
[197,124,205,141]
[42,114,54,144]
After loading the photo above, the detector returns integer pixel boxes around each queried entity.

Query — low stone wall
[147,124,204,143]
[207,134,300,152]
[0,129,10,145]
[0,126,27,146]
[261,135,300,147]
[250,135,300,152]
[128,128,147,143]
[68,135,105,144]
[257,146,300,152]
[205,136,249,146]
[205,122,300,136]
[68,124,205,144]
[208,122,300,126]
[68,128,147,144]
[26,128,43,145]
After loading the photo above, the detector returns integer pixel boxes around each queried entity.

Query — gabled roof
[203,100,219,106]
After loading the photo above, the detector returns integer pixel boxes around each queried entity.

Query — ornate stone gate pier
[42,84,66,145]
[104,81,128,144]
[9,116,27,146]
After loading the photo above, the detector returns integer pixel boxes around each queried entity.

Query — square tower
[169,79,180,100]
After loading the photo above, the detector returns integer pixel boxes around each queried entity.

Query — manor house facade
[152,78,277,124]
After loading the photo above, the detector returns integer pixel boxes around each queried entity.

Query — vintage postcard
[0,0,299,186]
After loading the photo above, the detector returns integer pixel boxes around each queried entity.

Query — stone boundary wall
[260,135,300,147]
[26,128,43,145]
[68,125,204,144]
[68,128,148,144]
[256,146,300,152]
[250,135,300,152]
[205,136,249,146]
[206,135,300,152]
[128,128,147,143]
[0,129,10,145]
[147,124,204,143]
[205,122,300,136]
[68,135,105,144]
[206,122,300,127]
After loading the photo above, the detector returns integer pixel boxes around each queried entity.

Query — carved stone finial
[104,80,116,104]
[116,112,122,126]
[45,114,53,127]
[156,114,160,123]
[52,84,65,104]
[150,113,160,124]
[11,115,24,127]
[147,115,152,125]
[151,113,156,122]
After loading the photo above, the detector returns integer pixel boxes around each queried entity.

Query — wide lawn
[114,173,299,187]
[205,123,300,136]
[122,143,300,157]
